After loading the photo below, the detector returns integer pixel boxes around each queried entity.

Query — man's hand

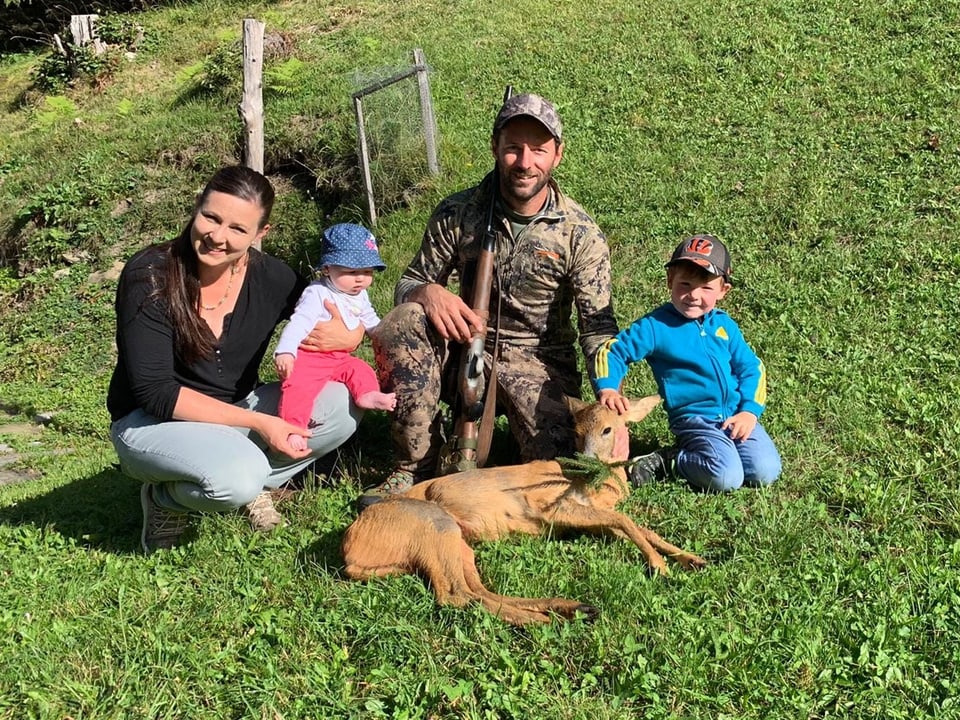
[275,352,295,380]
[598,388,630,415]
[409,283,485,343]
[300,300,364,353]
[722,411,757,442]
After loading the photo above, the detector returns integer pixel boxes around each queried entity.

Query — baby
[276,223,396,452]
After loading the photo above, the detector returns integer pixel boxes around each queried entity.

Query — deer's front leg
[543,503,670,576]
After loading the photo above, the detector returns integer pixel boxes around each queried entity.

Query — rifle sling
[475,291,501,466]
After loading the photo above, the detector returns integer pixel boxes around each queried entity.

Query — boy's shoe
[245,491,284,532]
[355,469,415,512]
[627,448,676,487]
[140,483,190,554]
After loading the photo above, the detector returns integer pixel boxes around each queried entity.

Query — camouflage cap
[492,93,563,142]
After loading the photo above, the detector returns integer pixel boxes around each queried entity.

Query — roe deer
[341,395,706,625]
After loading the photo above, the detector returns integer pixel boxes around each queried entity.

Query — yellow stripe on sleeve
[594,338,618,379]
[755,361,767,406]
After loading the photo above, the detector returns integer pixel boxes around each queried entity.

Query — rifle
[439,85,513,475]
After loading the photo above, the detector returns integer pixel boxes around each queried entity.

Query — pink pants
[279,350,380,429]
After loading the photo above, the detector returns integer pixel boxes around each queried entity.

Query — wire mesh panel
[352,49,439,226]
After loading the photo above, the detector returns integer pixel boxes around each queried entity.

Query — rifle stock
[440,85,513,475]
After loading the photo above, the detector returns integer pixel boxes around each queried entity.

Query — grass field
[1,0,959,717]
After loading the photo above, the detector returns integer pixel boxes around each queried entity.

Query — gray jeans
[110,382,361,512]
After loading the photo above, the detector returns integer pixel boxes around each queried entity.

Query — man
[369,92,619,494]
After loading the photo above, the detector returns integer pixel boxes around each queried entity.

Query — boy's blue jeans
[110,382,362,513]
[671,415,782,493]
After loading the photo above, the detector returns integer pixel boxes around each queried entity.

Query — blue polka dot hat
[319,223,386,271]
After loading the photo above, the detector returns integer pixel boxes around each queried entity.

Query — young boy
[594,234,781,492]
[276,223,396,452]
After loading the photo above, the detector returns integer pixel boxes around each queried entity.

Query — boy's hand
[275,353,295,380]
[598,389,630,415]
[722,411,757,441]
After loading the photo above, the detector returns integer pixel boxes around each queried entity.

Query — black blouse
[107,246,305,422]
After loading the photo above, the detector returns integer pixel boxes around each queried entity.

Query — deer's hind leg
[343,498,536,617]
[342,498,596,625]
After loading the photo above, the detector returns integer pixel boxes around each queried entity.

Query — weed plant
[1,0,959,718]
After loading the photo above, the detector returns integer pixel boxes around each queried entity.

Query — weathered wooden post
[413,48,439,176]
[239,18,265,177]
[353,95,378,227]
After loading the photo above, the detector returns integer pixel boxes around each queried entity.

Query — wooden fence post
[239,18,265,180]
[413,48,439,176]
[353,95,377,227]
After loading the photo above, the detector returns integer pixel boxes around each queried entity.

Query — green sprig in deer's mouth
[557,453,629,491]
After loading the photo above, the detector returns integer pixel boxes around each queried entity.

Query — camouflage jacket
[394,172,618,376]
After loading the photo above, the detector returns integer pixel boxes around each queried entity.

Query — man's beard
[499,167,551,206]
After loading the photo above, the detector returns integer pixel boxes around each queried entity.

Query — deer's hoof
[574,603,600,622]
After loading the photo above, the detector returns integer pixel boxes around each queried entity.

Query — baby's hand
[598,389,630,415]
[275,353,295,380]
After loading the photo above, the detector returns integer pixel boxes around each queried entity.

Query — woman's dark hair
[153,166,275,364]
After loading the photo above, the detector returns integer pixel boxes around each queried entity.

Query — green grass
[1,0,960,717]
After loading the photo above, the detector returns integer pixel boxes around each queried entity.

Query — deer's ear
[564,395,591,416]
[626,395,661,423]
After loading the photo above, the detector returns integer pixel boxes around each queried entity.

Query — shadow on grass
[0,465,143,554]
[298,526,349,578]
[0,415,397,558]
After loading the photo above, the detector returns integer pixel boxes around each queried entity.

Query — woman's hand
[173,389,312,458]
[409,283,485,343]
[255,414,313,459]
[300,300,364,353]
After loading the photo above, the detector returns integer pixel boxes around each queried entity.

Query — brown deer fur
[341,395,706,625]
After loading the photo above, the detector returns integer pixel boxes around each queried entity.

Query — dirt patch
[0,419,43,486]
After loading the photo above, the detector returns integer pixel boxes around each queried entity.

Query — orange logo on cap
[687,237,714,256]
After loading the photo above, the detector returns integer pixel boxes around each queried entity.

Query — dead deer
[341,395,706,625]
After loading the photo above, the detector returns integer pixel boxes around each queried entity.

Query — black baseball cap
[666,234,732,281]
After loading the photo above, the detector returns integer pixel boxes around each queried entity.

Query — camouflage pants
[372,302,583,478]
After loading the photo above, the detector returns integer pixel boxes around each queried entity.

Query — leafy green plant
[557,452,627,488]
[15,181,92,265]
[31,52,73,93]
[28,13,147,92]
[31,42,121,92]
[265,57,305,96]
[176,40,240,96]
[32,94,78,126]
[96,12,149,50]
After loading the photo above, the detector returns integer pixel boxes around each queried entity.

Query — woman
[108,166,364,553]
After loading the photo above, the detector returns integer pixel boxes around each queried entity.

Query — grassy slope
[1,0,959,717]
